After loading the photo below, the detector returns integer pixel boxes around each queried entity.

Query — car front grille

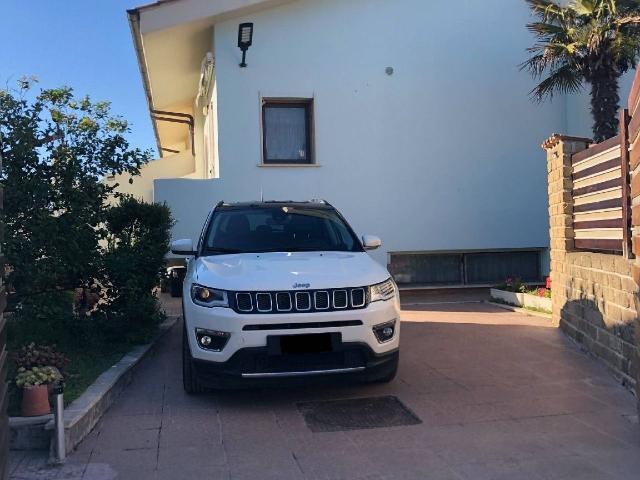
[276,292,292,311]
[256,293,272,312]
[232,288,368,314]
[236,292,253,312]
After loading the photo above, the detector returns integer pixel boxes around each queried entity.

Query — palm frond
[615,15,640,25]
[572,0,617,18]
[529,63,583,102]
[526,0,565,22]
[526,21,567,36]
[572,0,595,16]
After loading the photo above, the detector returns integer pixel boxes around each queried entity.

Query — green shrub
[11,291,76,345]
[101,196,173,343]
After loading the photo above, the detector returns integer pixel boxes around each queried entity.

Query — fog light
[195,328,230,352]
[373,320,396,343]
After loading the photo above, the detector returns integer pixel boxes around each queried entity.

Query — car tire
[182,327,206,394]
[170,275,182,298]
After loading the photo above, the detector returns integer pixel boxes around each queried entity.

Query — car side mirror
[171,239,196,256]
[362,235,382,251]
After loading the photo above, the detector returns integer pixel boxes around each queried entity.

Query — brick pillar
[543,135,591,327]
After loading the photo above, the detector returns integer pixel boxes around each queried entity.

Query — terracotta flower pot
[21,385,51,417]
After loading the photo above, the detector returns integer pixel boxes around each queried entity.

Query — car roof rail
[312,199,333,207]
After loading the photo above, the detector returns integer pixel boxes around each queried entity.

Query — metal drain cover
[298,395,422,432]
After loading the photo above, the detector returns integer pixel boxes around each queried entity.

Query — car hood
[193,251,390,291]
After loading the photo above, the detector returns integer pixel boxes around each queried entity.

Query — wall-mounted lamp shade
[238,23,254,49]
[238,23,254,67]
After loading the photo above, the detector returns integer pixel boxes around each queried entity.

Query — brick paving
[9,297,640,479]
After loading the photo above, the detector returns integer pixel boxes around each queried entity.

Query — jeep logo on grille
[293,282,311,289]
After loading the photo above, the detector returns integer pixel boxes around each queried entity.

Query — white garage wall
[156,0,568,266]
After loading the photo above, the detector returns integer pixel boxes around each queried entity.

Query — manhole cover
[297,395,422,432]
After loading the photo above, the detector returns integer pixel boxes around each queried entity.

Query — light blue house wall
[155,0,615,277]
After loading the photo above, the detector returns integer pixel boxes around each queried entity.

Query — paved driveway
[9,299,640,479]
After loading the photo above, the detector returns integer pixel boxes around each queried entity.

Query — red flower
[545,277,552,289]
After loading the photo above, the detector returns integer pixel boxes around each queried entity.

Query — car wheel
[170,275,182,298]
[182,327,206,394]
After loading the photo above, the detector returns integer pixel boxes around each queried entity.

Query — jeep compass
[171,201,400,392]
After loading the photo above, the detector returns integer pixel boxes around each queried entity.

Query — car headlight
[191,284,229,308]
[370,278,396,302]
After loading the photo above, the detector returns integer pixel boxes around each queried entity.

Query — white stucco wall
[155,0,567,266]
[107,150,196,203]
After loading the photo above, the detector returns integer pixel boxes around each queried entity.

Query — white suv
[171,201,400,392]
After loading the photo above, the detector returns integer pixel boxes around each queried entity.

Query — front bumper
[183,293,401,365]
[192,343,398,388]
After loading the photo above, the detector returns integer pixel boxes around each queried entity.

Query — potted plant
[490,277,526,306]
[491,277,552,313]
[15,366,63,417]
[522,282,552,312]
[12,343,69,417]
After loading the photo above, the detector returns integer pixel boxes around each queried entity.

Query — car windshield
[203,206,363,254]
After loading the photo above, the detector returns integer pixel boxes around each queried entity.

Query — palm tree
[522,0,640,142]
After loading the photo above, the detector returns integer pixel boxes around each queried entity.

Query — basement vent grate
[297,396,422,432]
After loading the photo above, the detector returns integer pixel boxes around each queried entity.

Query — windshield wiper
[205,248,243,254]
[257,247,341,253]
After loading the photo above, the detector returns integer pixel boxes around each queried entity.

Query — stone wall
[559,252,637,386]
[544,135,639,391]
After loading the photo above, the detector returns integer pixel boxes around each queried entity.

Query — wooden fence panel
[620,109,633,258]
[571,135,626,253]
[628,66,640,427]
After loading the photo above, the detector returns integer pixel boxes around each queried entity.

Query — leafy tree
[522,0,640,141]
[0,79,151,305]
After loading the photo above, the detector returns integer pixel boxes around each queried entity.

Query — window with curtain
[262,99,313,164]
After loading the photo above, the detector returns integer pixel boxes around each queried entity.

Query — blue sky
[1,1,157,154]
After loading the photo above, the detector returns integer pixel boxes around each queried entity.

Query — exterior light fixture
[237,22,254,68]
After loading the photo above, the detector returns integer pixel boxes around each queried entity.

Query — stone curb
[9,315,178,454]
[46,315,179,454]
[9,415,52,451]
[485,301,553,320]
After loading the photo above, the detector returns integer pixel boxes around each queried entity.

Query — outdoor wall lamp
[238,23,254,68]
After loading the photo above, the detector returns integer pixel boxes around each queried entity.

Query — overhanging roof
[127,0,296,156]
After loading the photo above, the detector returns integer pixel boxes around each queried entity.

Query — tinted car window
[203,207,362,254]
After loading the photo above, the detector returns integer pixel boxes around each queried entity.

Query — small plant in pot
[15,366,63,417]
[12,344,68,417]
